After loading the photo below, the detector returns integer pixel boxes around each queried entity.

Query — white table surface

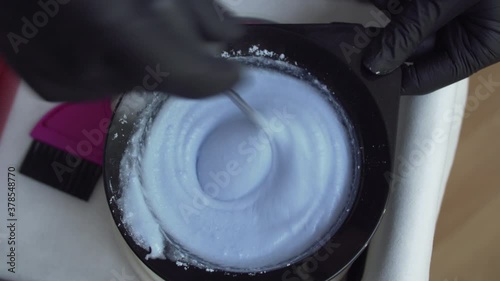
[0,1,469,280]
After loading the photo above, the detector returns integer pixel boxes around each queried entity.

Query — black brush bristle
[20,141,102,201]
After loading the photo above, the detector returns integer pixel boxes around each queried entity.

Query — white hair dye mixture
[118,55,360,273]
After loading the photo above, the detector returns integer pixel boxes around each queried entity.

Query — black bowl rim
[103,24,395,281]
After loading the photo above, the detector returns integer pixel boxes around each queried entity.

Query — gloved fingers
[15,46,135,101]
[462,3,500,64]
[402,19,500,96]
[363,0,478,75]
[154,57,241,99]
[112,17,240,99]
[28,40,240,101]
[0,0,241,102]
[186,0,244,42]
[146,34,240,98]
[400,24,471,95]
[150,0,202,43]
[102,0,243,98]
[20,48,138,101]
[400,52,459,95]
[149,0,243,44]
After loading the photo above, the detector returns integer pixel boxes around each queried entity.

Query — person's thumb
[363,0,477,75]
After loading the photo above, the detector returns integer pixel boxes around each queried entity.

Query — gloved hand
[0,0,242,101]
[364,0,500,95]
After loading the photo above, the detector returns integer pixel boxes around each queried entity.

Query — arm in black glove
[0,0,242,101]
[364,0,500,95]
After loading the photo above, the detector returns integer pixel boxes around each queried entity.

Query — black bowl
[104,24,401,281]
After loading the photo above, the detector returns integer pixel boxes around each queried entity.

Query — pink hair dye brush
[20,99,112,200]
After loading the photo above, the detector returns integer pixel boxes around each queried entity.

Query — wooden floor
[430,63,500,281]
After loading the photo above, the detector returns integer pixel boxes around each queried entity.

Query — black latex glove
[0,0,242,101]
[364,0,500,95]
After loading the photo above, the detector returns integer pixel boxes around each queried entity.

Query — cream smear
[118,57,360,272]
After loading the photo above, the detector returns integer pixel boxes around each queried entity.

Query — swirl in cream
[119,58,360,272]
